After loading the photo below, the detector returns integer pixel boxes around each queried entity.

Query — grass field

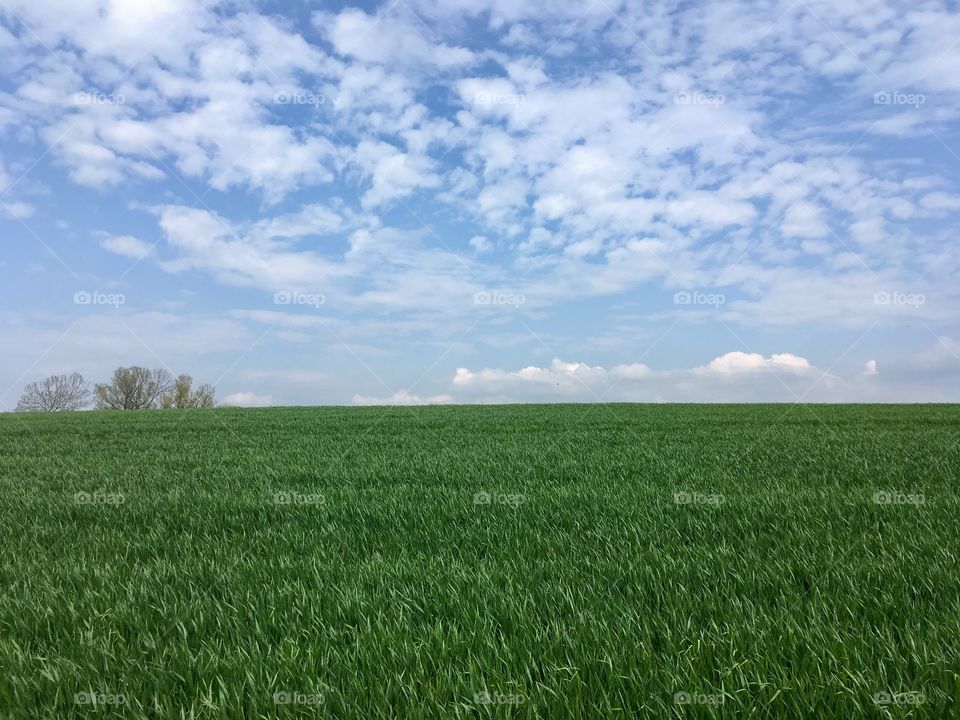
[0,404,958,718]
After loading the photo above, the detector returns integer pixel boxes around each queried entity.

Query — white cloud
[354,140,440,208]
[249,204,345,242]
[469,235,492,252]
[696,351,812,375]
[665,192,757,228]
[1,200,34,219]
[849,218,884,245]
[222,391,274,407]
[153,205,338,289]
[352,390,452,405]
[316,8,474,69]
[149,206,504,316]
[5,3,339,199]
[782,202,829,239]
[449,352,831,403]
[870,113,924,137]
[920,192,960,213]
[100,235,153,259]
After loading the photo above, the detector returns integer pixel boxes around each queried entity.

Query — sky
[1,0,959,407]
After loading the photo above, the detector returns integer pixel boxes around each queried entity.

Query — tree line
[15,368,216,412]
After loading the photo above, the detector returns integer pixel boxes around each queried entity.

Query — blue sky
[1,0,959,406]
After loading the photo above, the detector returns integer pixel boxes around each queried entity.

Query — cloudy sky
[1,0,959,406]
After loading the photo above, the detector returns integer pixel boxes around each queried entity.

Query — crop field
[0,404,958,718]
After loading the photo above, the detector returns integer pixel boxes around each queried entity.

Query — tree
[94,367,173,410]
[16,372,90,412]
[192,383,216,409]
[160,374,216,409]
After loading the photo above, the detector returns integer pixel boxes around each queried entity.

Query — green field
[1,405,958,718]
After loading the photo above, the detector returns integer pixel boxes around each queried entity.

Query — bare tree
[16,373,90,412]
[160,374,217,409]
[94,367,173,410]
[193,384,216,408]
[160,374,189,408]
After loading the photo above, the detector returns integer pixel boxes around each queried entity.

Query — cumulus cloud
[315,8,474,69]
[920,192,960,213]
[696,352,812,375]
[222,392,274,407]
[469,235,492,253]
[782,202,829,239]
[4,1,338,198]
[100,235,153,259]
[450,353,831,402]
[352,390,452,406]
[354,140,440,208]
[5,0,957,333]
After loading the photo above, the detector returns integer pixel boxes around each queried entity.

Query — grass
[0,404,958,718]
